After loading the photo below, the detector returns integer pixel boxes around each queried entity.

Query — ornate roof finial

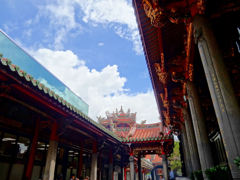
[120,106,124,113]
[141,120,147,124]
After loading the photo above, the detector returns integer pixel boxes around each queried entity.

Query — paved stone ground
[176,177,190,180]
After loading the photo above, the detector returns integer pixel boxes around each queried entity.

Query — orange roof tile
[121,122,171,143]
[131,126,160,139]
[145,154,162,164]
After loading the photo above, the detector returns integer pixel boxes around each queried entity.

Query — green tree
[168,141,182,175]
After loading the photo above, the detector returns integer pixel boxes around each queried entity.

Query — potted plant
[205,165,230,180]
[190,170,203,180]
[234,156,240,169]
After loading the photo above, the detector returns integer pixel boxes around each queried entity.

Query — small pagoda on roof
[98,106,136,137]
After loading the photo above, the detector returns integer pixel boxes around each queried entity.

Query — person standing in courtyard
[169,167,175,180]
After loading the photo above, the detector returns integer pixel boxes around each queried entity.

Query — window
[17,136,30,159]
[0,132,30,180]
[35,141,47,161]
[0,133,17,157]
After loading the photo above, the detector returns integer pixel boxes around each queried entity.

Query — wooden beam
[0,93,56,121]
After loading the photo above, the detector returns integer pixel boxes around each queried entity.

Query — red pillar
[93,141,97,154]
[124,168,127,180]
[50,121,58,141]
[25,118,40,180]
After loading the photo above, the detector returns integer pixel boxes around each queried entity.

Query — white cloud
[31,48,159,123]
[78,0,136,29]
[98,42,104,46]
[76,0,143,54]
[37,0,81,49]
[23,29,32,37]
[36,0,143,54]
[2,23,18,34]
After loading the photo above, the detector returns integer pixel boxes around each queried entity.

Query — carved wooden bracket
[154,63,168,84]
[142,0,206,28]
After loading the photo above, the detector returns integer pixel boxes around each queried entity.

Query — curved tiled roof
[98,107,172,143]
[0,56,122,142]
[121,123,172,143]
[145,154,162,164]
[115,129,130,138]
[131,126,160,139]
[121,134,170,143]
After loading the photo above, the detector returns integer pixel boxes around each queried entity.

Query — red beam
[0,94,56,121]
[12,84,68,116]
[0,69,68,117]
[73,119,104,137]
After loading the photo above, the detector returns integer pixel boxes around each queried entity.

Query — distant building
[98,107,167,179]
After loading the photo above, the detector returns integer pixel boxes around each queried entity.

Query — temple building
[0,30,131,180]
[98,107,173,180]
[132,0,240,179]
[0,30,173,180]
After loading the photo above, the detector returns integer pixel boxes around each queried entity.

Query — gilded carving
[160,92,169,109]
[172,99,183,109]
[171,87,182,96]
[188,64,194,81]
[142,0,205,27]
[163,110,170,124]
[142,0,167,28]
[154,63,168,84]
[171,71,185,83]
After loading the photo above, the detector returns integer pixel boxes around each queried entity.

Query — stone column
[129,155,135,180]
[180,127,193,177]
[193,15,240,179]
[187,82,214,178]
[91,153,98,180]
[137,154,142,180]
[43,121,58,180]
[182,108,201,172]
[162,154,168,180]
[114,171,119,180]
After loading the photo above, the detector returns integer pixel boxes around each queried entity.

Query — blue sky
[0,0,159,123]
